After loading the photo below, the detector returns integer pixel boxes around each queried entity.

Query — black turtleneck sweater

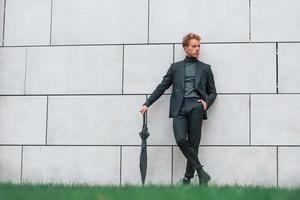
[184,56,199,98]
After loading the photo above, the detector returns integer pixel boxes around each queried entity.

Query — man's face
[184,38,200,58]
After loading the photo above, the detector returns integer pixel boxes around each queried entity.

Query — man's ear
[183,46,187,53]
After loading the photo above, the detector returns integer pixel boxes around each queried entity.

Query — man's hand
[197,99,208,110]
[140,105,148,115]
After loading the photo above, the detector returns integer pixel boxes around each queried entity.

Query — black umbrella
[139,112,150,185]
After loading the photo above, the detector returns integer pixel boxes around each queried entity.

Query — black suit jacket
[144,59,217,119]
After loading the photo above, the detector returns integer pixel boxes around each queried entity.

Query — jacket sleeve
[143,65,173,107]
[206,66,217,109]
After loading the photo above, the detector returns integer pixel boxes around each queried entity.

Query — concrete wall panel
[0,47,26,94]
[0,96,47,145]
[278,43,300,93]
[23,146,120,184]
[47,95,144,145]
[124,45,173,94]
[278,147,300,187]
[4,0,51,45]
[26,46,122,94]
[251,95,300,145]
[149,0,249,43]
[51,0,148,44]
[252,0,300,42]
[0,146,21,183]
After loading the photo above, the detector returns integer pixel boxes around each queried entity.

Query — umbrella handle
[143,112,147,125]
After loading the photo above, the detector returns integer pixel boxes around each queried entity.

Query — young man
[140,33,217,185]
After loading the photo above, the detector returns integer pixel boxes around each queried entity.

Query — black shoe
[181,177,191,185]
[198,168,211,186]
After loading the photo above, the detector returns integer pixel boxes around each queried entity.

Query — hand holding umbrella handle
[140,105,148,115]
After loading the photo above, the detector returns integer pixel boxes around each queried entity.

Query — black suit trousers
[173,97,204,178]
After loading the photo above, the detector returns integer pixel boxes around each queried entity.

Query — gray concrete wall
[0,0,300,187]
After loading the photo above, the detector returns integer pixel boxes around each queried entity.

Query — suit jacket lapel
[195,61,203,88]
[177,61,185,89]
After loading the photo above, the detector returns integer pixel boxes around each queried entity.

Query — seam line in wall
[120,146,122,186]
[49,0,53,45]
[1,0,6,46]
[1,144,300,147]
[147,0,150,44]
[2,41,300,48]
[20,146,24,183]
[276,42,279,94]
[249,0,251,41]
[45,96,49,145]
[24,48,28,94]
[249,94,251,145]
[172,44,175,63]
[171,145,174,185]
[276,146,279,188]
[2,93,298,97]
[122,45,125,94]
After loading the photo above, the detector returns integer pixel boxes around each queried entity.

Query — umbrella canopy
[139,112,150,185]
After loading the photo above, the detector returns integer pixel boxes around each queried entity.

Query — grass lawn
[1,183,299,200]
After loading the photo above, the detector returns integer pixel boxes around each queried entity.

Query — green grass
[1,183,299,200]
